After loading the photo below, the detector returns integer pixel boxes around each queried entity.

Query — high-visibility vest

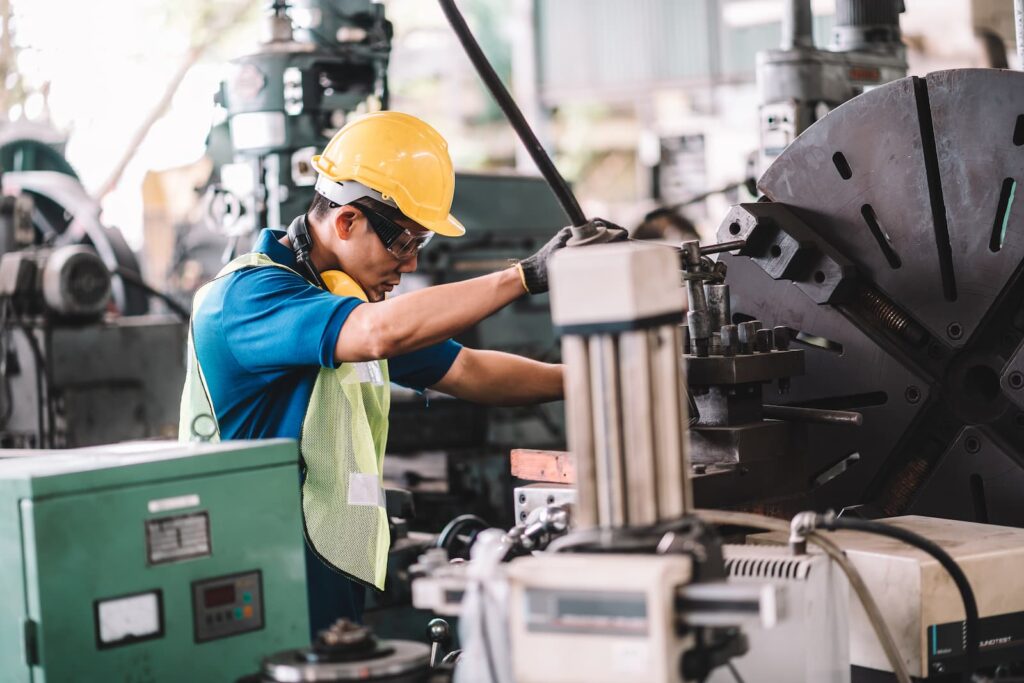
[179,252,391,589]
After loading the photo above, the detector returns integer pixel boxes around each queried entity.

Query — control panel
[191,570,264,642]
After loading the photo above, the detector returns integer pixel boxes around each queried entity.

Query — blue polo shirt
[192,228,463,441]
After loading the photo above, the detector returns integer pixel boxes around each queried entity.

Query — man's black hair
[634,206,699,242]
[308,192,340,220]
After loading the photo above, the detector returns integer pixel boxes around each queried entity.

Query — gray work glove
[517,218,628,295]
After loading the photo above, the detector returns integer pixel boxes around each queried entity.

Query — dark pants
[303,542,366,639]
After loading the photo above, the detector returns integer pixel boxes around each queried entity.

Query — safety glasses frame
[351,197,433,261]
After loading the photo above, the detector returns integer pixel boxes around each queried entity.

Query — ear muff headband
[286,214,328,290]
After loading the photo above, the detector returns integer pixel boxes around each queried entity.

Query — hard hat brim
[425,214,466,237]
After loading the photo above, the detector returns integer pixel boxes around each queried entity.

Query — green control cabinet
[0,440,310,682]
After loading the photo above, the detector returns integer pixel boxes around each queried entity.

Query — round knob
[428,618,450,643]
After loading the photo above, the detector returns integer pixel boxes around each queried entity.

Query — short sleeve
[388,339,463,391]
[222,266,362,372]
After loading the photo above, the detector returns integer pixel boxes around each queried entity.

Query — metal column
[549,243,691,532]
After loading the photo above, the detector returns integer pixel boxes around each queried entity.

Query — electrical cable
[666,180,748,213]
[477,583,503,683]
[436,0,587,228]
[464,530,517,683]
[112,267,190,320]
[815,514,979,683]
[0,299,13,428]
[14,315,51,448]
[695,509,912,683]
[727,661,746,683]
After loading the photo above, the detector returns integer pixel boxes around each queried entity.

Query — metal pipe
[772,326,791,350]
[737,321,759,355]
[561,335,598,528]
[686,280,708,316]
[681,240,703,268]
[651,324,691,519]
[1017,0,1024,69]
[618,330,659,527]
[589,335,627,528]
[720,325,738,357]
[781,0,815,50]
[437,0,587,227]
[763,404,864,426]
[699,239,746,256]
[705,284,731,332]
[687,310,712,357]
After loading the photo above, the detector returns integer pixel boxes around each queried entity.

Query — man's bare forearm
[433,348,563,406]
[336,268,525,362]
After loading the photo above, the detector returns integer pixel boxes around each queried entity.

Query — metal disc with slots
[261,638,430,682]
[718,69,1024,523]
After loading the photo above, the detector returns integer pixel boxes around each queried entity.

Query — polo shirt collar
[254,228,299,269]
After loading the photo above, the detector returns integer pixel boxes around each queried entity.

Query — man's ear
[333,206,362,241]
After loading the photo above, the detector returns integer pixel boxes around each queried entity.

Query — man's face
[337,209,428,303]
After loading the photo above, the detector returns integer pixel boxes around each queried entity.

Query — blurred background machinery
[211,0,393,246]
[756,0,909,173]
[0,125,186,449]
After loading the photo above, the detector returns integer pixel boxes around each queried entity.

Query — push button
[243,606,253,618]
[243,592,252,604]
[234,607,243,620]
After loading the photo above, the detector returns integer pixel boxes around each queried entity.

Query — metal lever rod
[427,618,453,668]
[763,404,863,426]
[699,239,747,256]
[437,0,588,228]
[626,238,747,256]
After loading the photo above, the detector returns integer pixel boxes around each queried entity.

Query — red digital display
[203,584,236,608]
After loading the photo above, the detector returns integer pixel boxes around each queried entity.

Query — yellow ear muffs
[321,270,368,302]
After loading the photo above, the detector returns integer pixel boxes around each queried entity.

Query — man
[179,110,621,633]
[633,206,700,244]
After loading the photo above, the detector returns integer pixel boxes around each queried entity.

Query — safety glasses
[352,197,434,261]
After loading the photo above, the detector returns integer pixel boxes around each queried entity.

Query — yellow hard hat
[311,111,465,237]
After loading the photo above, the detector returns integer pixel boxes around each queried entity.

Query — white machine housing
[506,553,694,683]
[549,242,686,329]
[754,516,1024,677]
[710,544,850,683]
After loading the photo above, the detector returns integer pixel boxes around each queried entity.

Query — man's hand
[517,218,628,295]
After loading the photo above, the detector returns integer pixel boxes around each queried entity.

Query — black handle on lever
[437,0,589,231]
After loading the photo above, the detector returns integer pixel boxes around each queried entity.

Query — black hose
[15,317,51,448]
[113,267,191,321]
[437,0,587,228]
[0,301,13,429]
[666,180,747,213]
[817,514,978,682]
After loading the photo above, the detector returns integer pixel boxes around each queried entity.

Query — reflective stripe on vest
[178,252,391,589]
